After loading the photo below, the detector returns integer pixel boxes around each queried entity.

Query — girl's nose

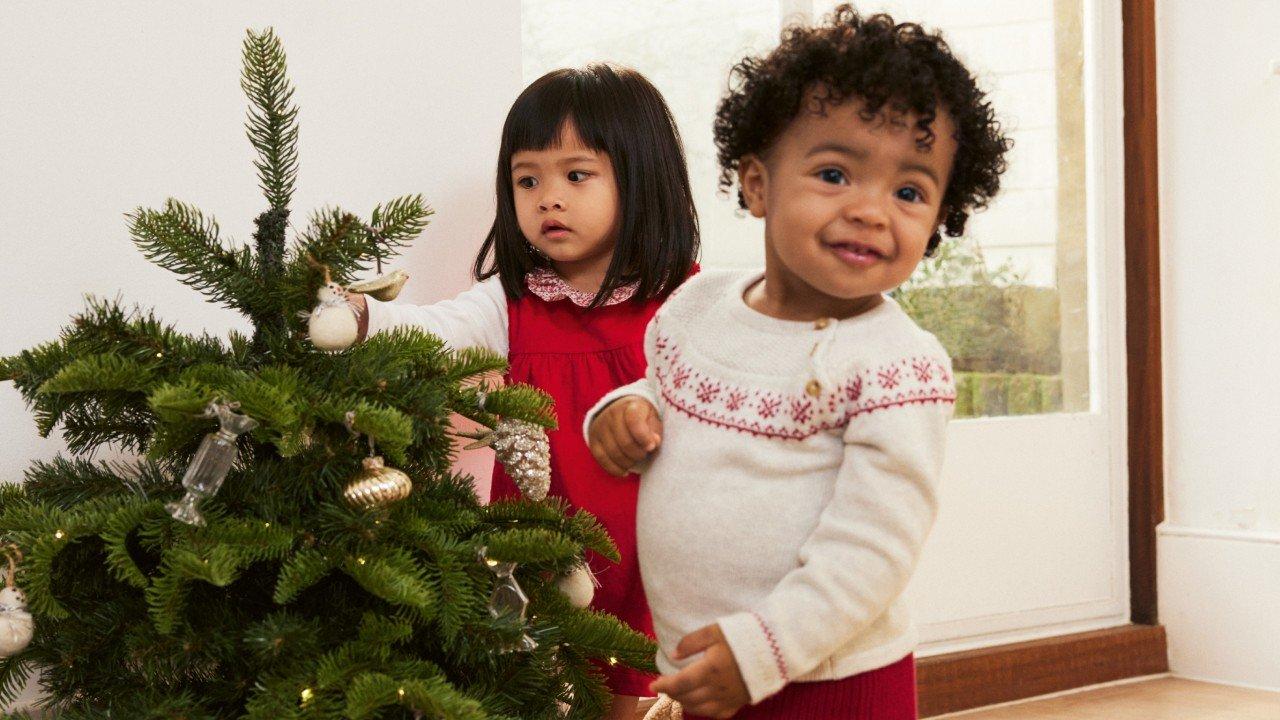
[842,190,889,229]
[538,193,565,212]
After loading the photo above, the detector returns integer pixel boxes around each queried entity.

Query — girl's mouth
[824,240,885,267]
[541,219,571,238]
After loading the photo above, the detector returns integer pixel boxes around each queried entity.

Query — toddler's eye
[818,168,846,185]
[516,176,537,189]
[567,170,590,182]
[896,186,924,203]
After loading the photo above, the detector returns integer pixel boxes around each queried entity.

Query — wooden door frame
[918,0,1167,714]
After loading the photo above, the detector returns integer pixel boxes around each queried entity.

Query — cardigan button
[814,318,831,330]
[805,379,822,397]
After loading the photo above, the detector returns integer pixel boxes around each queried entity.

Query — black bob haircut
[473,64,700,307]
[714,4,1012,255]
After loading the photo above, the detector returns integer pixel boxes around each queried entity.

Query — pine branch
[128,199,267,316]
[340,549,436,615]
[479,527,580,565]
[101,501,164,588]
[272,548,334,604]
[369,194,433,246]
[241,28,299,212]
[343,671,486,720]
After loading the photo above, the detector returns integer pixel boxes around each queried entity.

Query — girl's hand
[650,624,750,718]
[349,292,369,342]
[587,397,662,476]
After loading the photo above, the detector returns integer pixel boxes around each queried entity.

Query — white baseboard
[1158,523,1280,691]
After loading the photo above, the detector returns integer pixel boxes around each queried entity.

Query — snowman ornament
[306,274,362,352]
[0,546,33,657]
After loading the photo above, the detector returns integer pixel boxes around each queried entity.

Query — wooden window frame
[917,0,1167,714]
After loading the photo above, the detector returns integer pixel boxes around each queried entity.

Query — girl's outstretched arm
[355,275,509,354]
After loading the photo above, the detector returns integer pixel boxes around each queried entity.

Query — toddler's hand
[650,624,750,719]
[587,397,662,477]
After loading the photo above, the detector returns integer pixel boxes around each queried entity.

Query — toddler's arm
[582,316,665,476]
[716,371,954,704]
[352,275,509,354]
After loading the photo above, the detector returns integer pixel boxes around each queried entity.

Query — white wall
[0,1,521,710]
[1157,0,1280,691]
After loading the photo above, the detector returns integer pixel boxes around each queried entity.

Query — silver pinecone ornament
[467,418,551,500]
[0,547,33,657]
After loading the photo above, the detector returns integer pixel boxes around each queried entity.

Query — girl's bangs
[503,69,612,156]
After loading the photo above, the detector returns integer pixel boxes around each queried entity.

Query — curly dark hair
[714,4,1011,254]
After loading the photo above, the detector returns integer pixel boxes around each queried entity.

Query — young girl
[352,64,700,718]
[587,7,1010,719]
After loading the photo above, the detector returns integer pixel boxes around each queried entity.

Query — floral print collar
[525,268,638,307]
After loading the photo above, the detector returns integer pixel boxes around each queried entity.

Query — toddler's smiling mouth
[823,239,886,266]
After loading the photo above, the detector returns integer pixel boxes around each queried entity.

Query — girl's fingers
[651,657,714,699]
[605,425,643,476]
[673,624,722,660]
[671,686,719,713]
[593,429,626,477]
[623,400,661,451]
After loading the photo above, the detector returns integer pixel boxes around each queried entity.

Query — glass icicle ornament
[478,547,537,653]
[0,545,33,657]
[166,401,258,526]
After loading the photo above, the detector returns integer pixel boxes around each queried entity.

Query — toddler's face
[740,93,957,306]
[510,121,620,276]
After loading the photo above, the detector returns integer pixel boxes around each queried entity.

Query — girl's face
[740,94,957,317]
[511,121,621,285]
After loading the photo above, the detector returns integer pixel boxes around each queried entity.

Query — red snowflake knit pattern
[653,334,955,440]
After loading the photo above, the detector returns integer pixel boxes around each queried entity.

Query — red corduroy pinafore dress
[490,280,663,696]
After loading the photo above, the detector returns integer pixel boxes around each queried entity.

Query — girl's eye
[567,170,590,182]
[896,186,924,203]
[516,176,537,189]
[817,168,846,185]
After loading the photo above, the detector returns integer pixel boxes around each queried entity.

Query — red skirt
[685,654,917,720]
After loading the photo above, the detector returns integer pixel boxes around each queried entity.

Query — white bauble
[0,586,32,656]
[556,564,596,609]
[307,282,360,352]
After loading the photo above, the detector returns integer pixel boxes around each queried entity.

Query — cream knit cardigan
[585,269,955,704]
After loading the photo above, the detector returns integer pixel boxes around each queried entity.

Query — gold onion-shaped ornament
[342,455,413,509]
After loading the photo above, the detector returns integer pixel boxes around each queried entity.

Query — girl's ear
[738,154,768,219]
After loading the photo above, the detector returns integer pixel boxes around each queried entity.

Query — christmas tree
[0,29,653,719]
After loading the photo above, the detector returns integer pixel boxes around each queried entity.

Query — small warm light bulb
[300,687,314,704]
[608,657,618,666]
[485,558,499,567]
[397,687,406,698]
[54,530,65,539]
[264,522,271,528]
[357,557,367,565]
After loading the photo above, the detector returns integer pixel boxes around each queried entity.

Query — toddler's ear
[738,155,768,219]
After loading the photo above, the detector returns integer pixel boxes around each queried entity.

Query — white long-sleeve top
[363,275,510,353]
[584,268,956,704]
[362,269,643,351]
